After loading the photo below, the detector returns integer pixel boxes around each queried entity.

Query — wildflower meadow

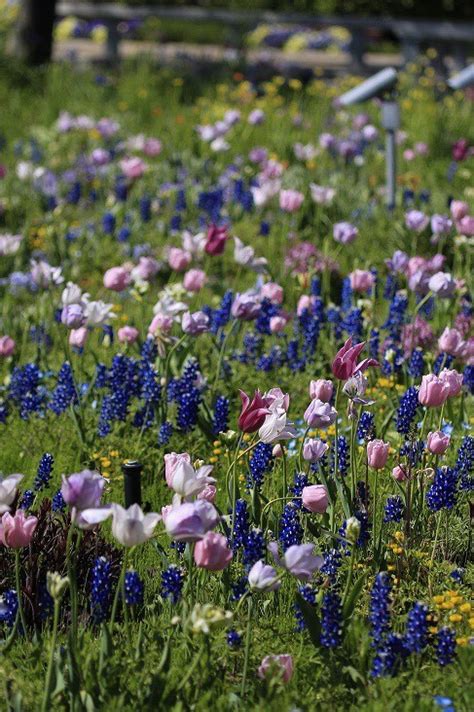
[0,57,473,711]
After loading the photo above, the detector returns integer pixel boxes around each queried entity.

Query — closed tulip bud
[258,654,293,683]
[309,379,333,402]
[238,390,270,433]
[194,532,233,571]
[438,368,463,398]
[111,504,160,547]
[117,326,139,344]
[103,266,131,292]
[0,335,16,357]
[367,439,390,469]
[301,484,328,513]
[345,516,361,544]
[427,431,450,455]
[392,465,407,482]
[46,571,69,601]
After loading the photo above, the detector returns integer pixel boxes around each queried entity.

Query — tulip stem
[240,596,253,698]
[372,469,379,554]
[430,511,443,567]
[14,550,28,638]
[211,319,238,397]
[281,445,287,504]
[66,526,81,644]
[110,551,128,627]
[229,432,244,542]
[41,599,60,712]
[342,545,356,607]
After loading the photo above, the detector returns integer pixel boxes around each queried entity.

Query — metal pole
[381,101,400,210]
[122,460,143,508]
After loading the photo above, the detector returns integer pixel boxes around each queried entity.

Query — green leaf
[343,571,368,620]
[295,592,321,648]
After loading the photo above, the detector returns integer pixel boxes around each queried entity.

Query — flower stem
[41,600,60,712]
[14,549,28,637]
[342,545,356,607]
[240,596,253,697]
[110,550,128,627]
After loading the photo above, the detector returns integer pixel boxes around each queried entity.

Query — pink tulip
[148,313,173,337]
[260,282,284,304]
[103,266,131,292]
[69,327,88,348]
[392,465,407,482]
[120,156,146,179]
[258,654,293,683]
[457,215,474,236]
[427,431,450,455]
[0,510,38,548]
[450,200,469,221]
[309,379,333,402]
[297,295,316,316]
[181,310,209,335]
[197,484,217,503]
[164,452,191,488]
[349,269,375,293]
[168,248,191,272]
[135,256,159,280]
[269,316,288,333]
[238,390,270,433]
[332,337,379,380]
[279,189,304,212]
[183,268,207,292]
[302,485,328,513]
[418,374,450,407]
[438,368,463,398]
[367,439,389,469]
[0,335,15,357]
[118,326,139,344]
[143,138,162,156]
[194,532,233,571]
[438,327,465,357]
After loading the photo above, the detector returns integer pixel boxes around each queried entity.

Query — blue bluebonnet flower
[294,584,316,631]
[52,490,66,512]
[383,273,398,300]
[426,467,459,511]
[463,365,474,395]
[0,401,8,424]
[384,496,405,523]
[231,576,248,602]
[435,627,456,667]
[212,396,229,435]
[341,277,352,313]
[243,529,266,569]
[232,499,249,551]
[19,490,34,510]
[139,196,151,222]
[161,565,184,604]
[311,276,321,296]
[449,568,464,583]
[0,590,18,628]
[247,443,274,490]
[371,633,409,678]
[102,212,116,234]
[49,362,78,415]
[326,307,343,341]
[175,188,186,212]
[256,298,279,335]
[9,363,45,420]
[404,602,430,653]
[168,360,202,432]
[320,591,343,648]
[369,328,379,361]
[227,629,242,648]
[158,421,173,446]
[396,387,419,435]
[408,349,425,378]
[433,696,455,712]
[332,436,349,477]
[34,453,54,492]
[125,570,144,606]
[291,472,309,509]
[207,290,233,333]
[455,436,474,491]
[90,557,113,624]
[37,582,54,621]
[117,226,131,242]
[369,572,392,648]
[383,293,408,340]
[321,548,343,582]
[357,411,375,441]
[400,439,424,467]
[342,307,363,342]
[198,188,224,221]
[279,503,303,551]
[259,220,270,236]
